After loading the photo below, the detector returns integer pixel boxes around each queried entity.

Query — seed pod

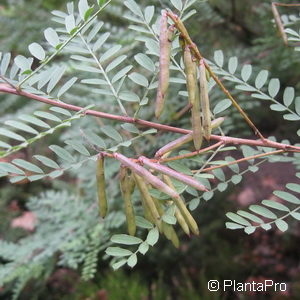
[191,75,203,149]
[155,10,173,119]
[128,174,136,194]
[155,118,224,158]
[138,189,156,226]
[169,227,180,248]
[152,196,180,246]
[183,46,202,150]
[113,153,180,199]
[152,195,171,236]
[163,175,199,235]
[155,133,193,158]
[175,207,190,235]
[139,156,207,192]
[96,154,108,218]
[183,46,197,106]
[162,222,180,248]
[211,117,225,129]
[137,193,155,226]
[161,152,171,160]
[143,201,156,225]
[199,59,212,140]
[120,167,136,236]
[155,200,177,243]
[165,199,189,235]
[133,173,162,230]
[205,67,210,81]
[152,196,165,216]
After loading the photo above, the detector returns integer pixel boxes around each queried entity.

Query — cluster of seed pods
[95,10,227,245]
[96,152,207,246]
[155,10,216,150]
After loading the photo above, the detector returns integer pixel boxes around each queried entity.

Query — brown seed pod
[183,46,202,150]
[139,156,207,192]
[155,10,174,119]
[199,59,212,140]
[120,167,136,236]
[163,175,199,235]
[96,153,108,218]
[183,46,197,106]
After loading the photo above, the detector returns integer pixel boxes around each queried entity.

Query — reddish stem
[0,83,299,153]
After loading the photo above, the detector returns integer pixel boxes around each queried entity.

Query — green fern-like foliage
[0,190,109,297]
[0,0,299,297]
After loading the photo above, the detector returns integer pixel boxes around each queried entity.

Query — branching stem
[0,83,299,153]
[160,141,224,163]
[196,149,286,173]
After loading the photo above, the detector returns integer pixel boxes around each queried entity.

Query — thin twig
[272,2,300,7]
[271,2,300,46]
[160,141,224,163]
[0,75,16,89]
[194,149,285,173]
[272,2,288,45]
[173,103,192,120]
[196,143,225,174]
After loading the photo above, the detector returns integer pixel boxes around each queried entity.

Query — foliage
[0,0,299,298]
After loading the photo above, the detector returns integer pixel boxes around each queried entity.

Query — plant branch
[0,75,16,89]
[197,149,285,173]
[272,2,300,7]
[17,0,112,89]
[159,141,224,163]
[271,3,300,47]
[0,83,299,153]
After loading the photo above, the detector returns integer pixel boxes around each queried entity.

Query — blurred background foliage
[0,0,300,299]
